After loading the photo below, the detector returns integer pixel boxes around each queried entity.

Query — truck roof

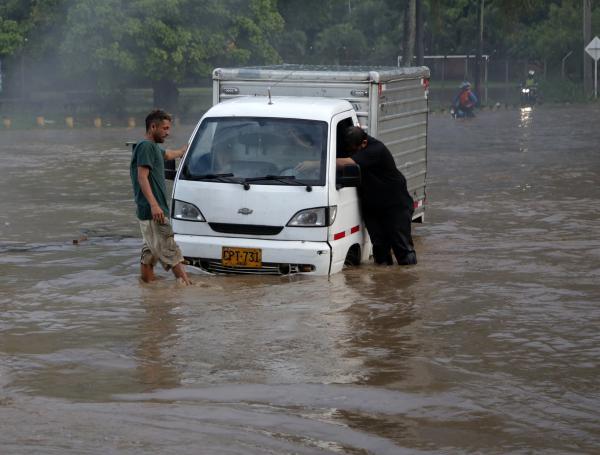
[214,65,430,83]
[205,96,355,122]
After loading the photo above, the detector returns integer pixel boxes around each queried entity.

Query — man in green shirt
[130,109,191,284]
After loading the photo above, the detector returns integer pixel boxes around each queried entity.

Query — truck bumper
[175,234,332,275]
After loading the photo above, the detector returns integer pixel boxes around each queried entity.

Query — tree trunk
[416,0,424,66]
[402,0,416,67]
[152,79,180,113]
[583,0,592,96]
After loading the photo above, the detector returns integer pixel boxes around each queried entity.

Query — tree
[276,0,402,66]
[59,0,283,111]
[403,0,416,66]
[315,23,368,65]
[0,17,23,57]
[0,0,32,57]
[0,0,64,95]
[227,0,283,65]
[275,0,350,64]
[583,0,592,95]
[416,0,424,65]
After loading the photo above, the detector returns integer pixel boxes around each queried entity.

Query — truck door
[328,114,368,273]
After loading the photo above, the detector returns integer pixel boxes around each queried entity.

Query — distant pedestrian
[337,126,417,266]
[130,109,191,284]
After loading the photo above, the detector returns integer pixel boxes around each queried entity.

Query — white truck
[169,65,429,275]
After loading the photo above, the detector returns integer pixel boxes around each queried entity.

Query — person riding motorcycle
[524,70,537,88]
[451,81,478,118]
[521,70,538,105]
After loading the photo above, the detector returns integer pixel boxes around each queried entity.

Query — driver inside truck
[283,126,321,178]
[192,142,235,175]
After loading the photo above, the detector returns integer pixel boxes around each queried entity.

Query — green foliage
[0,17,23,56]
[2,0,600,105]
[315,24,368,65]
[55,0,284,100]
[539,78,589,103]
[276,0,403,65]
[220,0,283,65]
[509,2,581,61]
[0,0,64,57]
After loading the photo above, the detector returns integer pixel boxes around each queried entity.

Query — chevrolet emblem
[238,208,253,215]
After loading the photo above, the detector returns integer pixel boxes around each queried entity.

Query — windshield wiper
[244,175,313,191]
[244,175,297,183]
[183,172,238,183]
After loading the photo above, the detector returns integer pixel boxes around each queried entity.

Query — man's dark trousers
[363,205,417,265]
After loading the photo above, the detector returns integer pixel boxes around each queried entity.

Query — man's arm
[295,160,319,172]
[164,144,188,161]
[336,157,356,168]
[137,166,165,224]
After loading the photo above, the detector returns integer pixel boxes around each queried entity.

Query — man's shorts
[138,219,184,271]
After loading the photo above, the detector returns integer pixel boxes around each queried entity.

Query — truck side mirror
[165,159,176,180]
[336,163,361,188]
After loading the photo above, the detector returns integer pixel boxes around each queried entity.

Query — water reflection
[329,268,423,447]
[339,268,419,387]
[519,106,533,152]
[519,106,533,127]
[134,288,181,391]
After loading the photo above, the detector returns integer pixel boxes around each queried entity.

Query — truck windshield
[181,117,328,185]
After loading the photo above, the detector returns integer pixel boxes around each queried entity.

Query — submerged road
[1,104,599,453]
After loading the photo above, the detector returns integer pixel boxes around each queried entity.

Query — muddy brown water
[1,105,599,454]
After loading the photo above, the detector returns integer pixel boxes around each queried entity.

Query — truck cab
[171,96,369,275]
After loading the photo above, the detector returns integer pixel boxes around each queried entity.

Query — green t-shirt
[130,140,169,220]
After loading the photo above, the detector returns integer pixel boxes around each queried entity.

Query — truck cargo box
[213,65,430,221]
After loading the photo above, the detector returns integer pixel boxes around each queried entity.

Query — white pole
[594,59,598,98]
[484,56,488,105]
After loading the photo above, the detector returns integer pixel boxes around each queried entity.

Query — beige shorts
[138,219,184,271]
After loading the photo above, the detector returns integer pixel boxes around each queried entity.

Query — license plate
[222,247,262,268]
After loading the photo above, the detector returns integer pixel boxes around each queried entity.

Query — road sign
[585,36,600,61]
[585,37,600,98]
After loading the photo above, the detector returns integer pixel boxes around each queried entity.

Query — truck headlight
[172,200,206,222]
[522,88,530,94]
[287,206,337,227]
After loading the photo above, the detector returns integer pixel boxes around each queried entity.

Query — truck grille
[208,223,283,236]
[185,257,301,275]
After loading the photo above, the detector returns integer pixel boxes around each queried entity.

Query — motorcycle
[450,104,475,119]
[520,85,538,106]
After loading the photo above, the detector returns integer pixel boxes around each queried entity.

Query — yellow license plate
[222,247,262,268]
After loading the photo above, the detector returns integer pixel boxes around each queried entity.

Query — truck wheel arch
[344,244,362,267]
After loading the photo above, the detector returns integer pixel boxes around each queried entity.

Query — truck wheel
[344,245,361,267]
[412,213,425,223]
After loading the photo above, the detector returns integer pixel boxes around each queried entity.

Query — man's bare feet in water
[172,263,192,285]
[141,264,157,282]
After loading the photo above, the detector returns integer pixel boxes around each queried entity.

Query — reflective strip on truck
[333,231,346,240]
[334,225,360,241]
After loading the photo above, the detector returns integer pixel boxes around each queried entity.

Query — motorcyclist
[452,81,478,118]
[524,70,537,88]
[521,70,538,105]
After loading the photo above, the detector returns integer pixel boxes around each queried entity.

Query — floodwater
[1,105,600,454]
